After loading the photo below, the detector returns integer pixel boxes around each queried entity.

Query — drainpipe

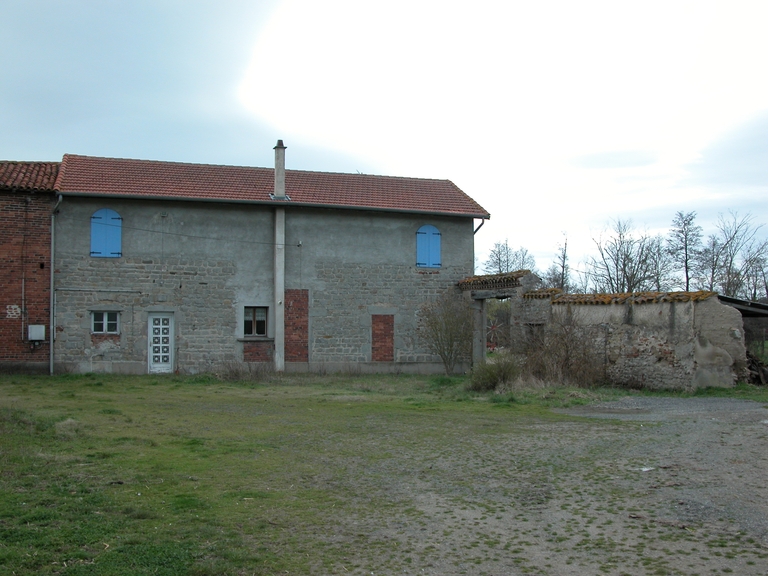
[21,196,31,345]
[50,194,63,375]
[273,140,286,372]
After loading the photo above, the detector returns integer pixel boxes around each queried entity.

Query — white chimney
[273,139,286,199]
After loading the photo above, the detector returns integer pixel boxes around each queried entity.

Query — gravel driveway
[340,396,768,575]
[541,397,768,574]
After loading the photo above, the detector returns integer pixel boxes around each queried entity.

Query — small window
[91,208,122,257]
[244,307,268,337]
[92,311,119,334]
[416,224,441,268]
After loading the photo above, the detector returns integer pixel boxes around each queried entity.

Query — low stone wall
[549,296,747,390]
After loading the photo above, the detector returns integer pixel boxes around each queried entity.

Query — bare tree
[695,234,722,292]
[541,236,571,292]
[667,211,702,291]
[742,253,768,300]
[483,239,536,274]
[716,212,767,298]
[484,239,513,274]
[510,246,536,273]
[694,211,768,298]
[571,266,593,294]
[419,290,472,375]
[587,219,670,293]
[646,235,676,292]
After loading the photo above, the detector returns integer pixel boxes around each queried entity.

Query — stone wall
[309,262,468,368]
[548,297,748,390]
[286,208,474,373]
[53,198,475,374]
[54,257,239,373]
[691,297,748,388]
[509,290,550,350]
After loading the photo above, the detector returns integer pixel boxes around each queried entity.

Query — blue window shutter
[90,213,105,256]
[91,208,122,258]
[416,230,429,266]
[416,225,441,268]
[429,229,441,267]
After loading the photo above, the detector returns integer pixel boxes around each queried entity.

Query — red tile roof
[550,291,717,305]
[0,161,59,192]
[54,154,489,218]
[458,270,531,291]
[523,287,563,299]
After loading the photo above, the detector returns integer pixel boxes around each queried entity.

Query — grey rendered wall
[692,298,748,387]
[54,197,274,373]
[575,301,697,390]
[54,198,475,374]
[509,293,550,350]
[549,298,747,390]
[284,208,474,371]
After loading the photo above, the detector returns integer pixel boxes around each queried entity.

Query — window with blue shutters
[90,208,122,257]
[416,224,441,268]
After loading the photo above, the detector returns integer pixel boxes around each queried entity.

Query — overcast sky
[2,0,767,274]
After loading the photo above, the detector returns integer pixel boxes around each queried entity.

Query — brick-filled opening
[372,314,395,362]
[243,340,274,362]
[285,289,309,362]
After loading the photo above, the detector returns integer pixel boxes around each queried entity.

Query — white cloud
[237,0,768,267]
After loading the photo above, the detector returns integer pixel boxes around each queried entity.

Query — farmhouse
[1,142,489,374]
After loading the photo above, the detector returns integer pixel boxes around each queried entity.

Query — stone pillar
[274,207,285,371]
[273,140,287,372]
[472,298,486,367]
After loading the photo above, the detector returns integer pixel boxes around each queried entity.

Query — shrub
[467,352,521,392]
[419,290,473,375]
[521,315,604,387]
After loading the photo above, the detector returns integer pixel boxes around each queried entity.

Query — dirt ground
[329,397,768,575]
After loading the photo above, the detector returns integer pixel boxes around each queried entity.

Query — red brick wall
[243,340,273,362]
[372,314,394,362]
[285,289,309,362]
[91,333,121,347]
[0,192,52,367]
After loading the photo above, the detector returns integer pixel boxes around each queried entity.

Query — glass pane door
[148,313,174,373]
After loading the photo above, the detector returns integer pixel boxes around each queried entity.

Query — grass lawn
[1,373,767,575]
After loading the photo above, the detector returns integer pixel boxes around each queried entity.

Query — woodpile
[746,350,768,386]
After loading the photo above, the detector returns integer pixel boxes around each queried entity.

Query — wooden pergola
[457,271,530,366]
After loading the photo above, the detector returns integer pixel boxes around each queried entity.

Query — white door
[148,313,174,373]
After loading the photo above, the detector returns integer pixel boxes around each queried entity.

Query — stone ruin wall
[507,290,748,390]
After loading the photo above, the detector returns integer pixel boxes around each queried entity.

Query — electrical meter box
[28,325,46,341]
